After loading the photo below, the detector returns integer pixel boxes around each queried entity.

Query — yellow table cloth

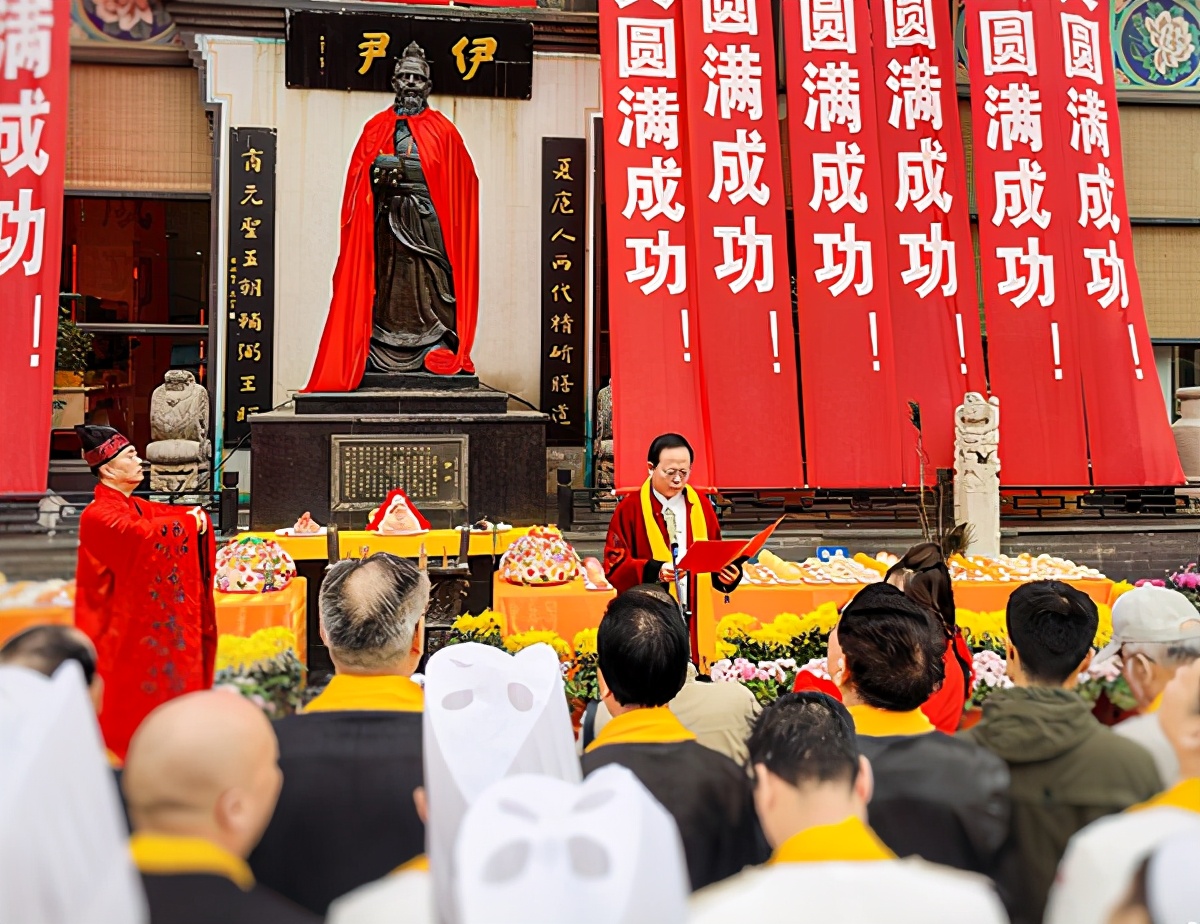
[236,528,530,562]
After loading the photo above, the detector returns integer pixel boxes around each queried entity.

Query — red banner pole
[0,4,70,494]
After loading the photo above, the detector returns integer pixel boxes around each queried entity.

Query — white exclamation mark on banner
[681,308,691,362]
[29,295,41,367]
[769,310,780,373]
[1127,323,1144,380]
[955,312,968,375]
[869,311,880,371]
[1051,322,1063,380]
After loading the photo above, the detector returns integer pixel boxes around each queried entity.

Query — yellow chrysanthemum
[504,630,572,661]
[714,640,738,660]
[452,610,503,636]
[1094,604,1113,649]
[573,628,598,656]
[796,602,840,635]
[748,626,792,649]
[1109,581,1134,603]
[768,613,806,639]
[717,613,760,640]
[215,627,298,672]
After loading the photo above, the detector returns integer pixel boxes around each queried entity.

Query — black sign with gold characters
[540,137,587,445]
[286,11,533,100]
[224,128,277,447]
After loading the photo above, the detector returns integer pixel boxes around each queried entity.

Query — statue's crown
[395,41,430,78]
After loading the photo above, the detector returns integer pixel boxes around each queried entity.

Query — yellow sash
[130,834,255,890]
[303,674,424,713]
[769,816,896,864]
[1129,778,1200,815]
[585,706,697,753]
[639,480,717,670]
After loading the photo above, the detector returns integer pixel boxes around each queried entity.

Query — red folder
[675,517,785,573]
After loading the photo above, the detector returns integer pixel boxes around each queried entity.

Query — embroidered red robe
[75,484,217,759]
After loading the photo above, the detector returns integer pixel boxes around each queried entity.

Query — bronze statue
[306,42,480,389]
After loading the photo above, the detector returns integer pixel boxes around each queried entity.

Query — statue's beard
[395,91,428,115]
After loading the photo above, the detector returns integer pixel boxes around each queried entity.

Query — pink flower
[738,661,759,681]
[92,0,154,34]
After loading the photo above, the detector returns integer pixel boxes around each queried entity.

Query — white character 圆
[710,129,769,206]
[623,157,685,223]
[979,10,1037,76]
[813,222,872,296]
[886,57,943,130]
[896,138,952,213]
[713,216,773,294]
[1061,13,1103,84]
[900,222,957,298]
[810,141,867,214]
[0,87,49,177]
[984,82,1043,152]
[1083,241,1128,309]
[802,61,861,133]
[703,0,758,36]
[702,43,763,120]
[992,158,1050,230]
[626,230,686,295]
[886,0,936,50]
[618,18,677,79]
[617,86,680,151]
[0,187,45,277]
[1067,87,1109,157]
[1078,163,1119,233]
[801,0,856,53]
[996,237,1054,308]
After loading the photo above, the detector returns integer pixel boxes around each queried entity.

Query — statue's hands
[189,506,208,535]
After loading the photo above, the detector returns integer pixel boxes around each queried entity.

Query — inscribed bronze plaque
[330,435,468,511]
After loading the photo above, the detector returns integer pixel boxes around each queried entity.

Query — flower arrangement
[715,604,838,668]
[447,610,505,649]
[564,628,599,705]
[710,656,797,704]
[958,604,1113,654]
[504,630,573,661]
[969,649,1013,707]
[213,627,306,718]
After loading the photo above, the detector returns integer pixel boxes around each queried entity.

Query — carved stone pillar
[953,393,1001,557]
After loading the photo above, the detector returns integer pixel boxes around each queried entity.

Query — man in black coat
[249,552,430,914]
[581,586,769,890]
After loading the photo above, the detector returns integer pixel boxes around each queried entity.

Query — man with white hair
[249,552,430,915]
[1104,584,1200,786]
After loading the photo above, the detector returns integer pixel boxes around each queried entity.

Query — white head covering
[0,665,51,753]
[1146,828,1200,924]
[423,642,580,924]
[0,661,146,924]
[455,767,688,924]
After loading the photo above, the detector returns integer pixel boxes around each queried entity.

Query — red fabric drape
[303,107,478,392]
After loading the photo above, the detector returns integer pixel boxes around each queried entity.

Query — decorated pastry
[499,525,583,585]
[214,536,296,593]
[293,511,322,535]
[367,489,430,536]
[582,557,612,591]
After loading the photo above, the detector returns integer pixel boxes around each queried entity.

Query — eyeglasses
[657,467,690,481]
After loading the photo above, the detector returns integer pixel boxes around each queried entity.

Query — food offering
[743,550,886,586]
[457,517,513,534]
[582,557,613,592]
[947,553,1106,583]
[275,511,326,537]
[366,488,430,537]
[499,526,583,586]
[214,536,297,593]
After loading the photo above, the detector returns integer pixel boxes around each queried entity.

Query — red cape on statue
[304,106,480,391]
[74,484,218,759]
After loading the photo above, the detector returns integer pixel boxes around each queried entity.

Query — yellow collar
[1129,778,1200,815]
[130,834,255,890]
[391,853,430,874]
[770,816,896,864]
[847,704,936,737]
[304,674,424,713]
[1145,692,1164,715]
[585,706,697,753]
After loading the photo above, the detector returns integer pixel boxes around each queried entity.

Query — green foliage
[55,308,93,375]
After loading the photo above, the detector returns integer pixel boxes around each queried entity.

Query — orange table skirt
[0,577,309,663]
[491,575,615,644]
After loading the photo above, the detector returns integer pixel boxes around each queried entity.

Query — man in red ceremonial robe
[304,42,479,390]
[73,425,217,760]
[604,434,742,660]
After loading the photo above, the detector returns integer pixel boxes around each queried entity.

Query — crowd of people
[2,543,1199,924]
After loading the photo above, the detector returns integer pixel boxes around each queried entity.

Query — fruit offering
[499,525,583,585]
[948,553,1105,583]
[215,536,296,593]
[746,550,885,586]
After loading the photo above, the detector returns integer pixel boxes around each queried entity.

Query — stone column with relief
[953,393,1001,557]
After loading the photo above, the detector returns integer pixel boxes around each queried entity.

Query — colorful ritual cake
[214,536,297,593]
[499,525,583,585]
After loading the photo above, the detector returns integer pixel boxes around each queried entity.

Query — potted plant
[55,307,93,387]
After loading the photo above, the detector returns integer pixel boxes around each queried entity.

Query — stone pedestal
[1171,386,1200,483]
[248,380,548,530]
[953,393,1001,557]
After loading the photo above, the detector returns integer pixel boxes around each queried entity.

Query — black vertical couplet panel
[224,128,278,447]
[540,137,588,445]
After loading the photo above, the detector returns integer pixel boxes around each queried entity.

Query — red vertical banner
[677,0,805,489]
[781,0,903,487]
[869,0,986,484]
[0,4,69,494]
[1037,1,1182,485]
[599,0,712,489]
[965,0,1089,485]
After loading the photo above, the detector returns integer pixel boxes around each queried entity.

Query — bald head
[123,690,282,858]
[0,625,103,713]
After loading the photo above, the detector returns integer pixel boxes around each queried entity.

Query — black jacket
[249,710,425,914]
[581,740,769,890]
[141,873,318,924]
[857,730,1011,881]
